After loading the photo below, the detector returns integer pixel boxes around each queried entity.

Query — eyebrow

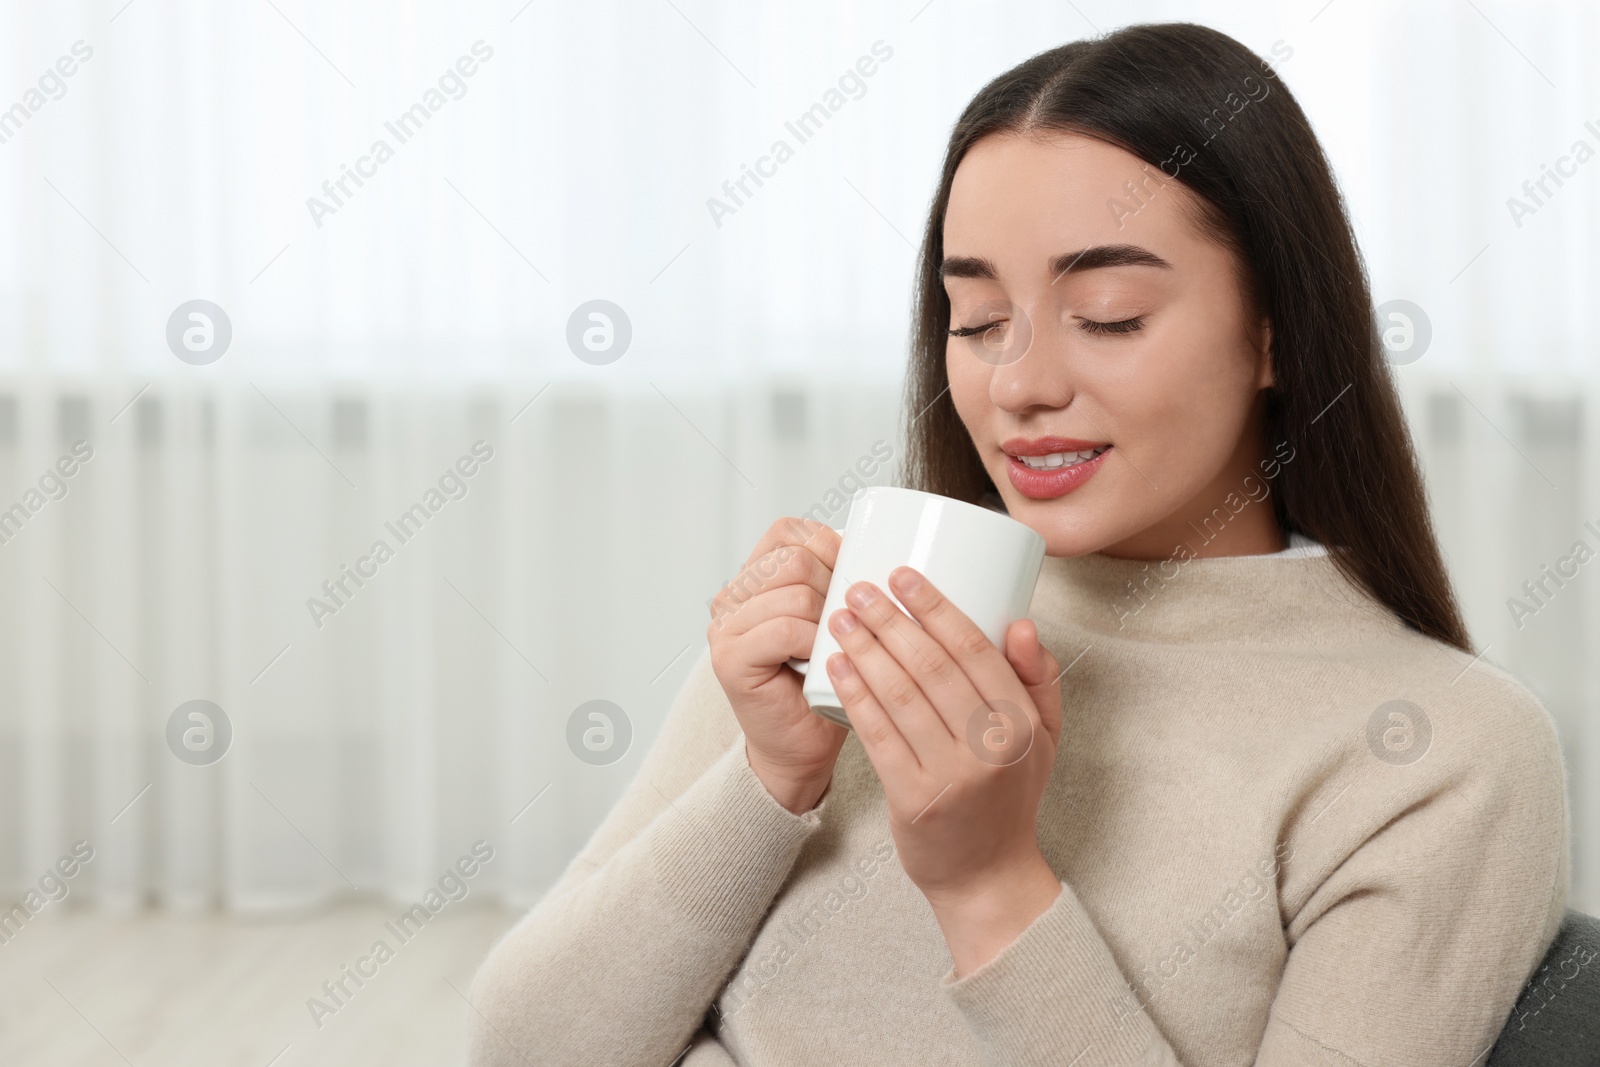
[939,244,1174,283]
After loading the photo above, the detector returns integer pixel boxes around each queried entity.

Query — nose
[985,303,1072,414]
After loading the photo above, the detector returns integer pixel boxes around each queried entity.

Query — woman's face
[943,130,1278,560]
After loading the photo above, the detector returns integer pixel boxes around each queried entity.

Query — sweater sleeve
[936,682,1570,1067]
[466,647,831,1067]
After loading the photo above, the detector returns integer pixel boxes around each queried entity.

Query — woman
[469,22,1569,1066]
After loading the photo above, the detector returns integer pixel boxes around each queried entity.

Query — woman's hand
[823,565,1066,974]
[707,517,848,814]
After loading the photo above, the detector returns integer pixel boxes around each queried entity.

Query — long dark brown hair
[902,22,1472,653]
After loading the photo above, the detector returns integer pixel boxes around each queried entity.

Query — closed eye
[949,316,1145,337]
[1078,316,1144,336]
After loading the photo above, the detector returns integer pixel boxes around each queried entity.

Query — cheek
[946,347,991,431]
[1113,322,1260,471]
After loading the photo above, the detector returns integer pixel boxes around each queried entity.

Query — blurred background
[0,0,1596,1063]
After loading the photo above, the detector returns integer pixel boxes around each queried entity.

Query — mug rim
[853,484,1042,545]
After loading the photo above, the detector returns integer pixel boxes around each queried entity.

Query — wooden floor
[0,903,522,1067]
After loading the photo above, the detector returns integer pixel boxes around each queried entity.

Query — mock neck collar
[1029,548,1406,648]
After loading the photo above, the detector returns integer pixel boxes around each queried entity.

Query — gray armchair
[1488,910,1600,1066]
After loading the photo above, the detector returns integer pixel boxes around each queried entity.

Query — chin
[991,490,1113,558]
[1041,529,1116,558]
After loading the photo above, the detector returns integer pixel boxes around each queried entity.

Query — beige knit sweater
[467,547,1570,1066]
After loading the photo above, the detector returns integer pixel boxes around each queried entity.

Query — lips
[1000,436,1113,500]
[1000,435,1107,456]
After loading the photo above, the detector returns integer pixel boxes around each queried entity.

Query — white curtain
[0,0,1596,913]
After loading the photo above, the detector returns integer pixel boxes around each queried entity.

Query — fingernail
[846,582,877,609]
[828,653,854,676]
[891,568,921,595]
[832,609,859,633]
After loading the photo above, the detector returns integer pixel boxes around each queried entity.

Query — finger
[707,582,826,638]
[731,614,819,672]
[1006,619,1063,746]
[885,566,1037,724]
[824,652,920,780]
[740,516,842,573]
[841,579,985,739]
[715,536,834,616]
[827,605,960,758]
[1006,618,1056,687]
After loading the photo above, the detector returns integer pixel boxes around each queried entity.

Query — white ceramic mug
[786,486,1046,729]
